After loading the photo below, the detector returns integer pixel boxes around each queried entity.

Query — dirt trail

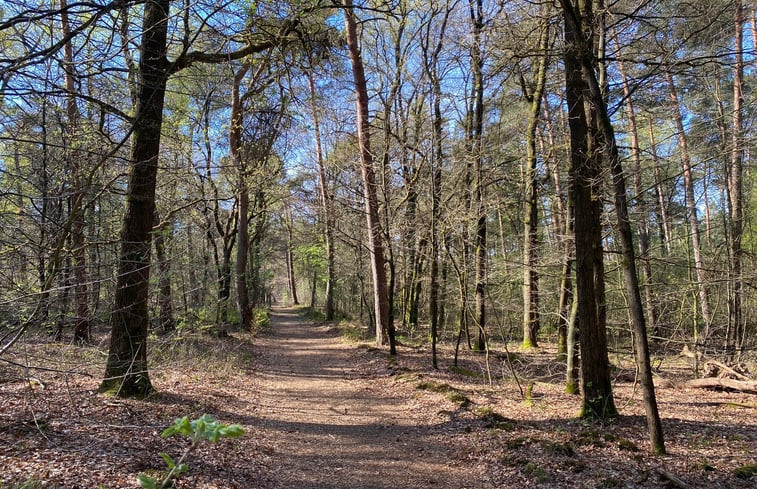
[251,307,480,489]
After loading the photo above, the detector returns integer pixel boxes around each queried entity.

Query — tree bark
[561,0,665,451]
[343,0,395,354]
[306,68,334,319]
[616,53,658,338]
[153,210,175,332]
[285,205,299,306]
[521,15,548,349]
[727,0,744,356]
[61,0,91,344]
[665,68,712,343]
[422,1,452,369]
[231,65,252,331]
[559,0,616,421]
[646,117,672,256]
[469,0,486,352]
[100,0,171,398]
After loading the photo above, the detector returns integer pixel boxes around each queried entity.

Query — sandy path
[251,307,480,489]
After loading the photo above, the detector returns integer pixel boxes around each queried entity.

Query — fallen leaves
[0,315,755,488]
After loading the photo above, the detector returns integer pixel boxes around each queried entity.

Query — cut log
[685,378,757,394]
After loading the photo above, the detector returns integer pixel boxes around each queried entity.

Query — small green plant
[138,414,244,489]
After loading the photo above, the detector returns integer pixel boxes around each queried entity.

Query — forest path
[250,306,479,489]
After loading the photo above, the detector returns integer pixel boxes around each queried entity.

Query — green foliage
[138,414,245,489]
[300,306,326,322]
[294,243,327,280]
[252,306,270,330]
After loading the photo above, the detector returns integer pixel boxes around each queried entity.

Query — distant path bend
[251,306,479,489]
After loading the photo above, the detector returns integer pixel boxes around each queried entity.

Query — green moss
[8,480,43,489]
[521,338,537,349]
[415,380,453,393]
[524,382,535,407]
[617,438,639,452]
[575,428,616,447]
[565,381,579,395]
[543,440,576,457]
[395,372,422,382]
[595,477,622,489]
[416,381,470,407]
[734,464,757,479]
[449,365,483,378]
[98,375,154,399]
[477,407,516,430]
[445,390,471,406]
[504,436,531,449]
[697,460,715,472]
[523,462,550,483]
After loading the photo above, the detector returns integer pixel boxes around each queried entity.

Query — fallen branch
[655,469,691,489]
[703,360,750,381]
[685,378,757,394]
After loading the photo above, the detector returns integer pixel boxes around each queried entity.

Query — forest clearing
[1,307,755,488]
[2,0,757,487]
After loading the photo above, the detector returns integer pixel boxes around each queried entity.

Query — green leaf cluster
[138,414,245,489]
[161,414,244,442]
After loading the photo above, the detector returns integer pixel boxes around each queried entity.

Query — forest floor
[1,306,756,488]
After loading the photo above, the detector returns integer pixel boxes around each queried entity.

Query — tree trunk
[285,209,299,306]
[306,67,334,319]
[727,0,744,357]
[153,210,175,332]
[469,0,486,352]
[647,117,672,256]
[560,0,616,421]
[562,0,665,451]
[665,68,712,343]
[521,15,548,349]
[422,3,452,369]
[565,276,579,394]
[343,0,394,354]
[617,53,658,338]
[101,0,171,398]
[231,65,252,331]
[61,0,91,344]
